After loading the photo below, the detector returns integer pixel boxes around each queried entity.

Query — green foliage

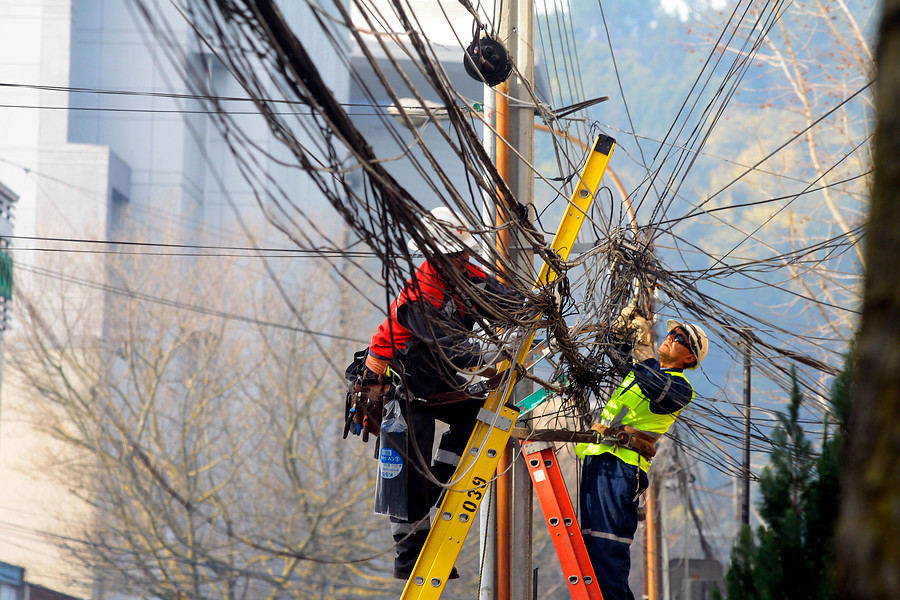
[722,526,758,600]
[723,356,853,599]
[757,371,816,529]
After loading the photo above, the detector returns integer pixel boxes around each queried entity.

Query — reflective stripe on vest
[576,369,693,472]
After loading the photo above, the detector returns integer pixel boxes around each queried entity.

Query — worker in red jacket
[363,206,523,579]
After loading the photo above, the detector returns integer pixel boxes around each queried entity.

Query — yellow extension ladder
[400,134,616,600]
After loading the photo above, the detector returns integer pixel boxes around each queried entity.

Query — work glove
[629,314,654,362]
[612,299,640,338]
[612,299,654,362]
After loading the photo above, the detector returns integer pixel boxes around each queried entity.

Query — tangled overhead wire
[148,0,859,471]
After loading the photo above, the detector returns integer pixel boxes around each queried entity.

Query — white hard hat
[407,206,480,255]
[666,319,709,369]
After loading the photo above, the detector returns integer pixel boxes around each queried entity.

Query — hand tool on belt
[344,368,392,442]
[590,423,658,461]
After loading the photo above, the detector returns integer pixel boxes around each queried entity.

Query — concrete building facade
[0,1,508,595]
[0,1,350,595]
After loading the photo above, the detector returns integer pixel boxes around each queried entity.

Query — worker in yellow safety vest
[576,302,709,600]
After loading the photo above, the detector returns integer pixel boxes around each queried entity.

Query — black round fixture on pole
[463,36,512,87]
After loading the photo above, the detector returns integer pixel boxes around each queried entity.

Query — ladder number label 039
[462,476,488,512]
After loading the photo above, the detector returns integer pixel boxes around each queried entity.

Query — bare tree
[5,227,397,599]
[697,0,873,362]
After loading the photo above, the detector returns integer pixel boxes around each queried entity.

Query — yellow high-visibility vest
[575,369,693,472]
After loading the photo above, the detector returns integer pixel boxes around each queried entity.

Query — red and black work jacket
[368,259,518,398]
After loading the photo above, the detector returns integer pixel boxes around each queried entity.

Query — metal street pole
[496,0,534,597]
[742,333,752,527]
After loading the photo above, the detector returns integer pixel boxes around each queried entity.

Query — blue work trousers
[580,453,649,600]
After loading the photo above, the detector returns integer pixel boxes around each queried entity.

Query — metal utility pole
[645,454,662,600]
[741,333,752,527]
[495,0,534,598]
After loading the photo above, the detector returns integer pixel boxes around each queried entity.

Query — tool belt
[345,370,500,440]
[343,348,511,441]
[423,370,508,405]
[343,349,394,442]
[590,423,658,461]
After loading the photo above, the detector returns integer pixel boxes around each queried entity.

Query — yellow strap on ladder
[400,134,616,600]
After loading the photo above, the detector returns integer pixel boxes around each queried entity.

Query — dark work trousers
[579,452,649,600]
[389,394,482,571]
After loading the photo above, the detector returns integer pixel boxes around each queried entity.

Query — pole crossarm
[510,427,599,444]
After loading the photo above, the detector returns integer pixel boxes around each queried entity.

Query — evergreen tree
[721,527,758,600]
[721,356,852,599]
[758,371,816,529]
[803,354,850,600]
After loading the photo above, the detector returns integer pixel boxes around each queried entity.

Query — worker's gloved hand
[479,341,508,366]
[612,299,641,339]
[611,300,654,361]
[630,314,650,341]
[630,314,654,362]
[620,298,640,320]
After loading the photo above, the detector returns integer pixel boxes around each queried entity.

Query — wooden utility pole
[494,76,513,600]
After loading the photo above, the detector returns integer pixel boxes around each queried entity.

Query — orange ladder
[524,440,604,600]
